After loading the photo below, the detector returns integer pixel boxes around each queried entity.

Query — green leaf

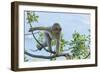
[26,11,39,24]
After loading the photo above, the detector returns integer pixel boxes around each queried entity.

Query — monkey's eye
[56,28,61,30]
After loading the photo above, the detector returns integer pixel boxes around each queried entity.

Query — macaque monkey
[29,23,62,55]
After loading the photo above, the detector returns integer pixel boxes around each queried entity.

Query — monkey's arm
[29,27,50,32]
[56,35,60,55]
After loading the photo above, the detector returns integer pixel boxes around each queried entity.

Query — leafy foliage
[37,32,44,43]
[69,31,90,59]
[27,11,39,24]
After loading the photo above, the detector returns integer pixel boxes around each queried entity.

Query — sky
[24,11,90,62]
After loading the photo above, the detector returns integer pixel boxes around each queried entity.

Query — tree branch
[83,51,90,59]
[25,51,70,59]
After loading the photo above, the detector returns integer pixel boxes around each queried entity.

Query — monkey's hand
[29,28,35,32]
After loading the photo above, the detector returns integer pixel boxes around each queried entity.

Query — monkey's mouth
[55,30,61,33]
[55,32,60,34]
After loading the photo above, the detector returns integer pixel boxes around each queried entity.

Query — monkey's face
[53,27,61,34]
[52,23,62,34]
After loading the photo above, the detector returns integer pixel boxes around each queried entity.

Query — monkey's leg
[45,33,54,60]
[56,38,60,55]
[47,37,54,60]
[46,33,52,52]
